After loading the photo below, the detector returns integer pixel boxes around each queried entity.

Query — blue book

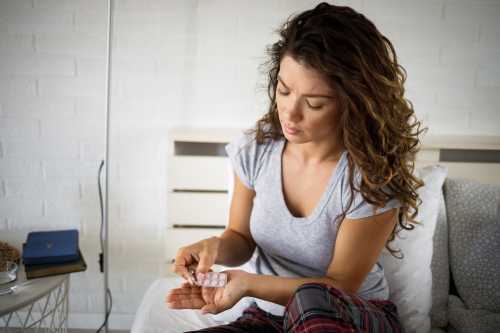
[22,229,79,265]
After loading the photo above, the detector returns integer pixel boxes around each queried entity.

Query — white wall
[1,0,499,330]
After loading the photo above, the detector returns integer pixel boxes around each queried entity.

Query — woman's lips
[284,124,300,135]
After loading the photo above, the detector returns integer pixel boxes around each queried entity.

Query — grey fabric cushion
[430,190,449,328]
[444,178,500,312]
[448,295,500,333]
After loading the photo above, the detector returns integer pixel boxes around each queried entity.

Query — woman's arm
[213,173,257,268]
[244,274,331,306]
[242,208,399,306]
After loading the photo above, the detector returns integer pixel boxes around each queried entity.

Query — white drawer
[441,162,500,186]
[169,156,229,191]
[167,192,229,227]
[165,227,224,262]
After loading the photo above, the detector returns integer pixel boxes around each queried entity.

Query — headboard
[417,135,500,186]
[164,129,500,262]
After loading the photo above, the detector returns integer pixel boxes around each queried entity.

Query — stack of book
[22,229,87,279]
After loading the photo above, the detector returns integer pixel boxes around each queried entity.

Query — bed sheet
[130,277,254,333]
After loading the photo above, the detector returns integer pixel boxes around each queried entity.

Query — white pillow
[379,165,448,333]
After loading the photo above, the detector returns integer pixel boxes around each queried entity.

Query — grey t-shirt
[225,132,400,315]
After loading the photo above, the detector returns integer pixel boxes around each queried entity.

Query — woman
[167,2,424,332]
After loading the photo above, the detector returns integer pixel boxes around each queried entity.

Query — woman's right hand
[172,236,221,284]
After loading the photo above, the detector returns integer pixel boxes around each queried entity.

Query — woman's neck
[284,138,344,166]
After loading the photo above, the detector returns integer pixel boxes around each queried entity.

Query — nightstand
[0,265,69,331]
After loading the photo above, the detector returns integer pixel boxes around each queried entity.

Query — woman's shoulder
[339,151,402,219]
[226,129,281,159]
[225,128,282,190]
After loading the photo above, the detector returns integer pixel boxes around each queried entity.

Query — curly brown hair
[247,2,426,256]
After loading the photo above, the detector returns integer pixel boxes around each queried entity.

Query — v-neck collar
[277,138,347,223]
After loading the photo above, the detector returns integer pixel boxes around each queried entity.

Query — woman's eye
[277,89,290,96]
[306,101,323,110]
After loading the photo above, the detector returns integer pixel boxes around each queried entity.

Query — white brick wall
[1,0,499,331]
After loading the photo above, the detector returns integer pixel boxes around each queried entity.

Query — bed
[131,134,500,333]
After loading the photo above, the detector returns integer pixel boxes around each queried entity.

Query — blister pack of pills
[186,253,228,288]
[194,272,227,288]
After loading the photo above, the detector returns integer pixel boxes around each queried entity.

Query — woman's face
[276,55,340,144]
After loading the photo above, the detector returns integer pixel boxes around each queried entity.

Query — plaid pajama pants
[186,283,402,333]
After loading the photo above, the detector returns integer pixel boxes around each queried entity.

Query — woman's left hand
[165,269,249,315]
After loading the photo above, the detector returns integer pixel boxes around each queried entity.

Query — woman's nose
[283,98,302,122]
